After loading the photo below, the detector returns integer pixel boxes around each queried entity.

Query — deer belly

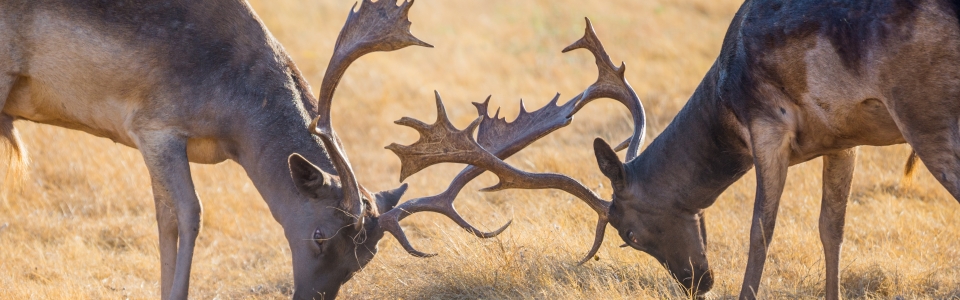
[2,77,141,148]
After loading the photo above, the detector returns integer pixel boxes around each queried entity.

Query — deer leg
[137,131,202,300]
[819,148,857,300]
[901,127,960,200]
[884,90,960,201]
[739,120,792,300]
[154,189,178,299]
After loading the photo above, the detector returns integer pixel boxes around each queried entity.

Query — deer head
[378,18,712,295]
[283,0,429,298]
[595,137,713,294]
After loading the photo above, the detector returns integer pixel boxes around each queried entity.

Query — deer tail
[902,149,919,186]
[0,115,27,193]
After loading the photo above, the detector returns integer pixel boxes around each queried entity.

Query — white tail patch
[0,116,28,195]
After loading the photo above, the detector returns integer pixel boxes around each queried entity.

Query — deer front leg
[819,148,857,300]
[137,131,202,300]
[739,121,792,300]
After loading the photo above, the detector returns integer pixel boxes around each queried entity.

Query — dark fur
[609,0,960,297]
[718,0,926,123]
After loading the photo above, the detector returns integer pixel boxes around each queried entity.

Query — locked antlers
[310,0,431,229]
[378,18,646,264]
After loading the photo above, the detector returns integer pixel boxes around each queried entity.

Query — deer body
[0,1,428,299]
[599,0,960,298]
[0,1,260,163]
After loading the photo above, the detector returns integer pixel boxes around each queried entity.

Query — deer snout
[677,267,714,296]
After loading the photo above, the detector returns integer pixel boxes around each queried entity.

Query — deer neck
[228,63,335,226]
[628,64,753,211]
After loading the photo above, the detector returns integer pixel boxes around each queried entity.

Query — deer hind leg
[886,92,960,202]
[739,118,793,300]
[136,130,202,300]
[819,148,857,300]
[904,128,960,200]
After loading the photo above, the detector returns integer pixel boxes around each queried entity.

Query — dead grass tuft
[1,1,957,299]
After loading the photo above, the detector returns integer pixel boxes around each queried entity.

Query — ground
[1,0,958,299]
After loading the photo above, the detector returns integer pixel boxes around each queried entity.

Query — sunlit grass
[1,0,958,298]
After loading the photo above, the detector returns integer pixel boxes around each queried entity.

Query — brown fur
[596,0,960,298]
[0,1,415,299]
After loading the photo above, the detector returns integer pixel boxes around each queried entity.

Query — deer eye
[313,228,325,250]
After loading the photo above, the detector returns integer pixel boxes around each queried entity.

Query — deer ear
[289,153,333,199]
[375,183,408,213]
[594,138,626,190]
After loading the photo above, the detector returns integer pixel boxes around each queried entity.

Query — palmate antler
[310,0,431,229]
[377,18,646,264]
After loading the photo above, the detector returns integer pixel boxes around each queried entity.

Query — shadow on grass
[840,265,960,299]
[381,259,688,299]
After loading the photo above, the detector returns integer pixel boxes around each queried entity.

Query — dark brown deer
[593,0,960,298]
[387,0,960,298]
[0,0,441,299]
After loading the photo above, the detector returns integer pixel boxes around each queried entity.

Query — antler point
[481,219,512,238]
[549,93,561,106]
[465,117,482,134]
[397,168,414,183]
[414,37,434,48]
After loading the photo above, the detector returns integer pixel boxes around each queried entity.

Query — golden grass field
[2,0,959,299]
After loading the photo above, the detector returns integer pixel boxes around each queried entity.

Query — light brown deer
[388,0,960,298]
[0,0,440,299]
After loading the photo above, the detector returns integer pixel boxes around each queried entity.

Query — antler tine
[377,168,513,257]
[382,92,610,263]
[378,19,640,263]
[311,0,432,228]
[562,17,646,161]
[316,0,433,129]
[377,92,575,257]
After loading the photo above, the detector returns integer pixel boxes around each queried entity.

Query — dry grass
[1,0,959,299]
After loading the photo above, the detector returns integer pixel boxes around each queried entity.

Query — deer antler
[565,18,646,160]
[382,93,610,263]
[371,94,575,257]
[377,18,644,264]
[311,0,431,229]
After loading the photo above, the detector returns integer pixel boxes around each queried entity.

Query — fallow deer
[592,0,960,298]
[389,0,960,298]
[0,0,437,299]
